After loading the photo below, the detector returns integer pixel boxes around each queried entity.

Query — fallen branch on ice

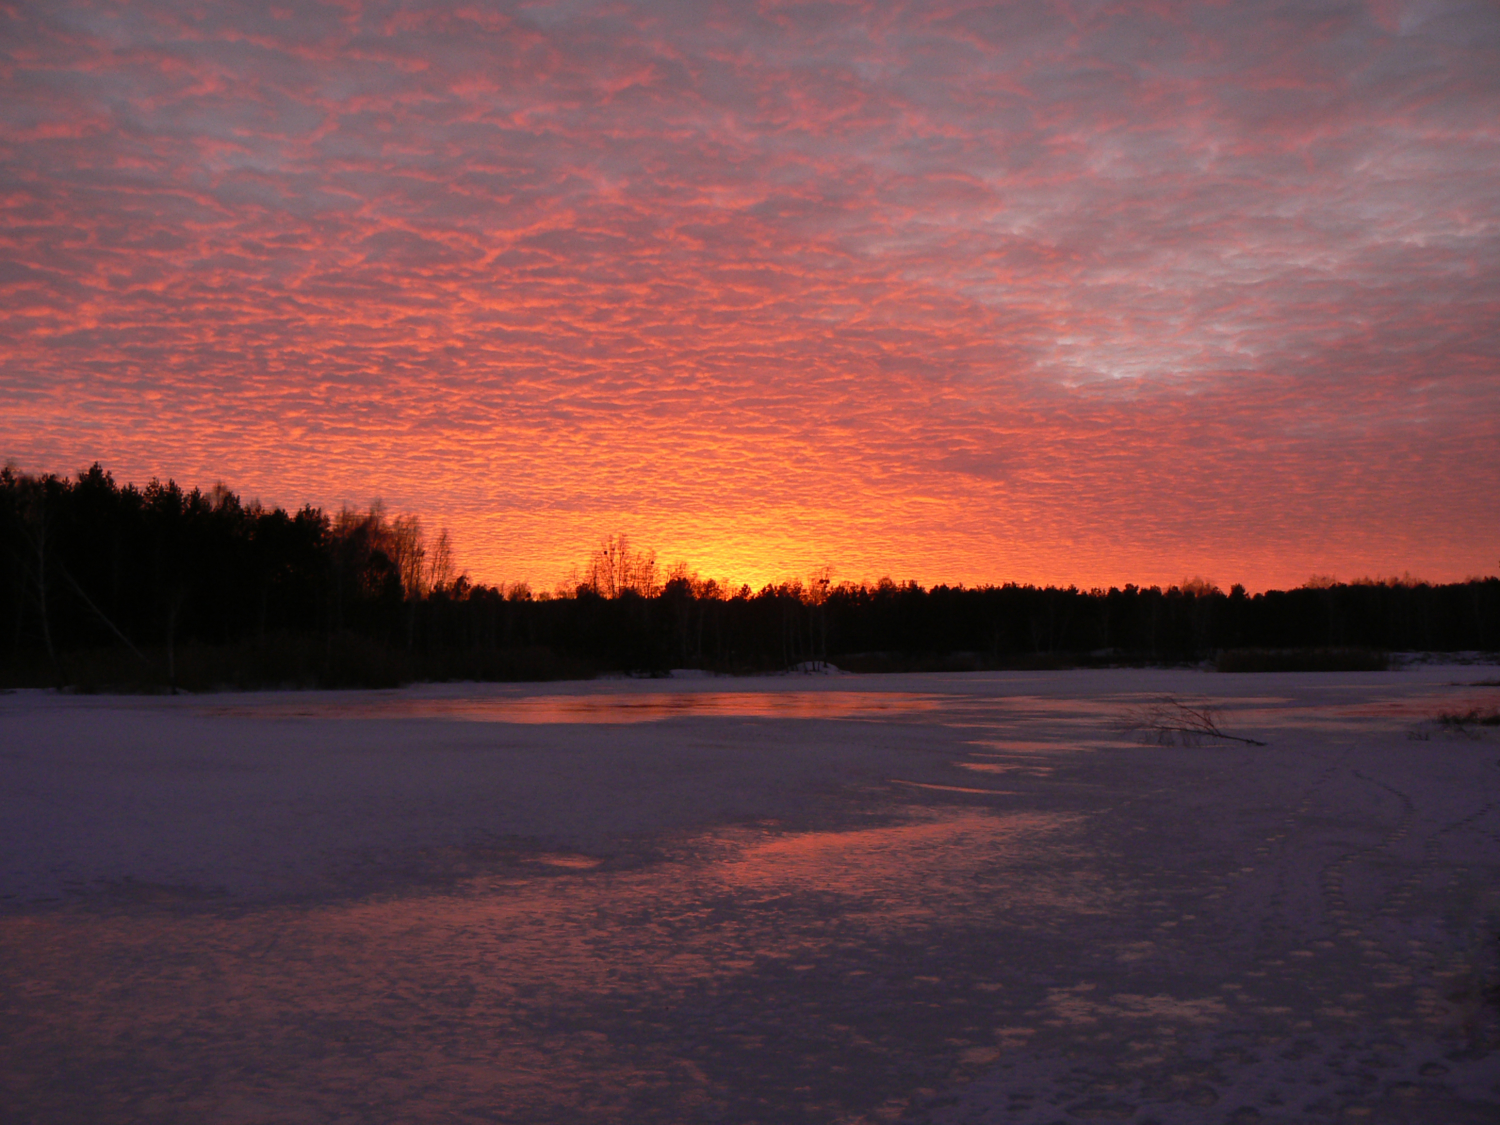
[1119,695,1267,747]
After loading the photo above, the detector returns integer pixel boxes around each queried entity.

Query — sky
[2,0,1497,592]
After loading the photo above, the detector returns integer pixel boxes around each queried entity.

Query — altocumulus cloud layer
[2,0,1497,589]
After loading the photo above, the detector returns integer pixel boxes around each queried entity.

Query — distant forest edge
[3,465,1497,691]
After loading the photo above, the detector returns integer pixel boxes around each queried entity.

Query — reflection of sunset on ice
[3,667,1498,1122]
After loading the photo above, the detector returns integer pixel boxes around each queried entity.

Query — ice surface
[2,666,1498,1123]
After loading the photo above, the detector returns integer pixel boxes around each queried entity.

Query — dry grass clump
[1437,708,1500,730]
[1410,706,1500,740]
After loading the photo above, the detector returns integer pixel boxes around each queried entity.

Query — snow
[2,666,1498,1123]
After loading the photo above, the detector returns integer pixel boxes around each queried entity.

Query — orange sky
[3,1,1497,592]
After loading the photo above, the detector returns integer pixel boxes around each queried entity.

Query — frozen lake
[2,667,1499,1123]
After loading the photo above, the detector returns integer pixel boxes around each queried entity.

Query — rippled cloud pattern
[3,1,1497,588]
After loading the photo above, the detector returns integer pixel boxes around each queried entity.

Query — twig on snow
[1119,695,1267,747]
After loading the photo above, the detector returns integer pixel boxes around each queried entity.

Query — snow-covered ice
[2,666,1498,1123]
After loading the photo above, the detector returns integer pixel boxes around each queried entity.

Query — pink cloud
[1,0,1496,590]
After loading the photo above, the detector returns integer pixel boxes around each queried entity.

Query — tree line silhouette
[3,465,1496,690]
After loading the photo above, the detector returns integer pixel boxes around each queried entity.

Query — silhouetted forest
[3,465,1497,690]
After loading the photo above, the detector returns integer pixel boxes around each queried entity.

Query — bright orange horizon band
[3,2,1497,594]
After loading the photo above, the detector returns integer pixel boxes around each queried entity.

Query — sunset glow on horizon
[3,1,1497,593]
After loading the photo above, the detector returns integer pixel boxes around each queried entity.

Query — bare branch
[1119,695,1267,746]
